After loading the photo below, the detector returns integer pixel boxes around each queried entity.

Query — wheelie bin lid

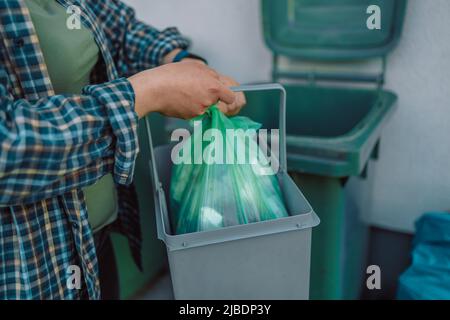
[261,0,407,61]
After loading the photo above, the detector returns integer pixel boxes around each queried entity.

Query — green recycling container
[255,0,407,299]
[241,86,395,299]
[111,113,169,299]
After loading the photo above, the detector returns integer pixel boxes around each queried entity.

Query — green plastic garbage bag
[170,105,288,235]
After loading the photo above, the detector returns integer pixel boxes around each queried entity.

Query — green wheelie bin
[241,0,408,299]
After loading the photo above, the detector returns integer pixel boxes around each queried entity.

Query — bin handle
[230,84,287,171]
[144,117,166,241]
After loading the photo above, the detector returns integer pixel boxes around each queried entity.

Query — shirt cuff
[83,78,139,185]
[152,27,190,66]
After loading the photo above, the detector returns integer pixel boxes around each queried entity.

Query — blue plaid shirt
[0,0,189,299]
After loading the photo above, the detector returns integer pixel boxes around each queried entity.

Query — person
[0,0,245,300]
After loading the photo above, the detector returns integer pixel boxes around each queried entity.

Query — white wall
[367,0,450,232]
[123,0,272,83]
[124,0,450,232]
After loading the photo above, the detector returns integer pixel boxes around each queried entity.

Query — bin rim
[162,208,320,252]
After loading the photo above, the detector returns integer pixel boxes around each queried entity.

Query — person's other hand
[216,75,246,116]
[128,61,235,119]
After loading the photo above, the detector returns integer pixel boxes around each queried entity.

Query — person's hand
[128,61,235,119]
[176,59,246,116]
[216,75,246,116]
[163,49,246,116]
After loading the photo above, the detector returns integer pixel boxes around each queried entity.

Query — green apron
[25,0,118,232]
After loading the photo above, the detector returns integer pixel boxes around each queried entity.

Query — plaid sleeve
[90,0,190,76]
[82,79,138,185]
[0,72,138,206]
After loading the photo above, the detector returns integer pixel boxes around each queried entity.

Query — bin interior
[153,144,314,237]
[239,84,396,177]
[241,84,378,138]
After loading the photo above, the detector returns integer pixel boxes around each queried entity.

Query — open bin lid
[261,0,407,61]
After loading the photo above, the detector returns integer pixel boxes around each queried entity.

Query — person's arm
[93,0,190,77]
[0,60,236,206]
[91,0,246,114]
[0,69,139,206]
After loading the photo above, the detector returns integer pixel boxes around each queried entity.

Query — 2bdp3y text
[179,304,271,318]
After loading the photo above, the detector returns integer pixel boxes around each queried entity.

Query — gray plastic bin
[144,84,320,300]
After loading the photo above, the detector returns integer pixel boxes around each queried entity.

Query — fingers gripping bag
[170,105,288,235]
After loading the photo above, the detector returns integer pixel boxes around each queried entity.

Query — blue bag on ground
[170,105,288,235]
[397,212,450,300]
